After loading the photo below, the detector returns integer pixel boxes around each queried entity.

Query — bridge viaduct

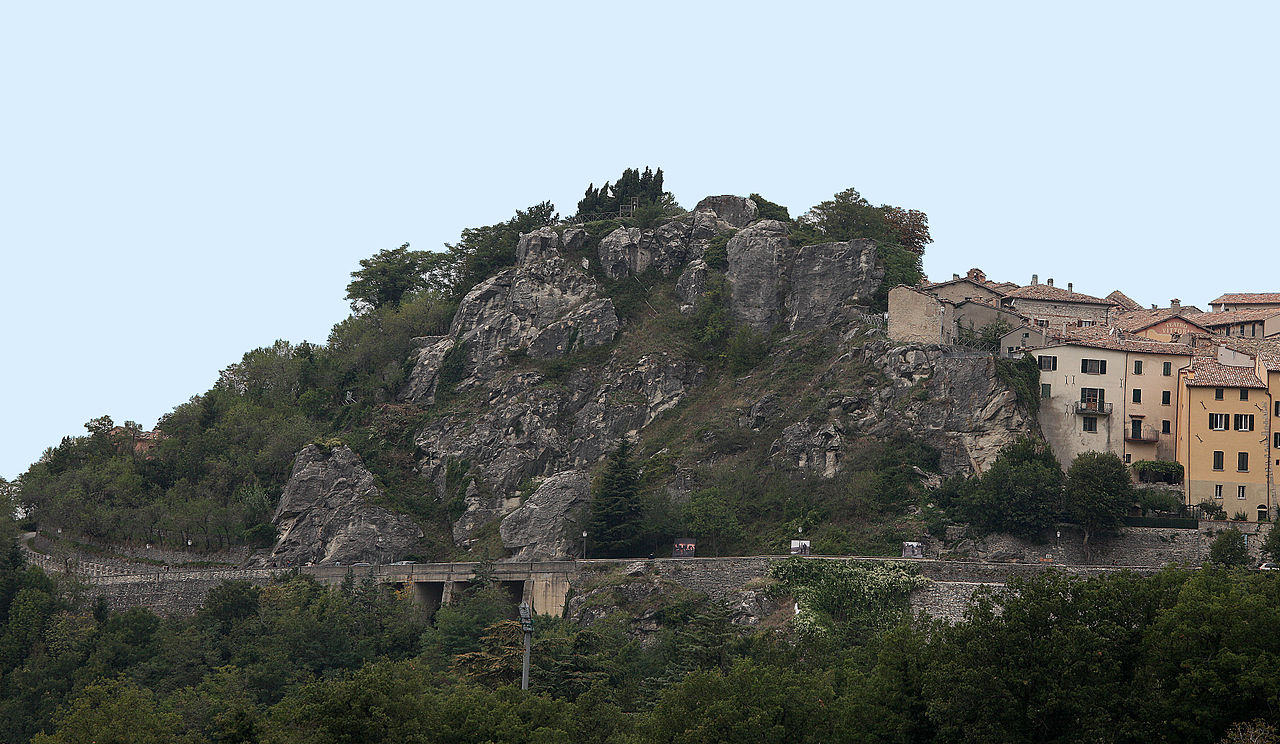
[19,540,1172,621]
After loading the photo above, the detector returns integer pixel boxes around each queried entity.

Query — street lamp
[582,531,588,559]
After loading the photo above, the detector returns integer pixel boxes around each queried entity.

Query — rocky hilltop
[263,195,1036,563]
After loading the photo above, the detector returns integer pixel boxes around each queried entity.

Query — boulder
[499,470,591,561]
[597,221,694,280]
[784,239,883,330]
[257,445,422,566]
[695,195,758,228]
[726,219,792,332]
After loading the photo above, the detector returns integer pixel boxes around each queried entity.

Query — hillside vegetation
[16,172,940,561]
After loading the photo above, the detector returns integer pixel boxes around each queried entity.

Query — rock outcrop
[257,445,422,566]
[404,227,619,403]
[499,470,591,561]
[418,353,704,546]
[727,221,883,334]
[769,342,1033,478]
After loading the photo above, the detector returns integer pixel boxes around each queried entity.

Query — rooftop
[1005,283,1110,305]
[1188,307,1280,327]
[1105,290,1142,312]
[1184,357,1267,389]
[1209,292,1280,306]
[1112,308,1213,334]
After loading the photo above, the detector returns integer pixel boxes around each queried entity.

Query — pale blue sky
[2,2,1277,479]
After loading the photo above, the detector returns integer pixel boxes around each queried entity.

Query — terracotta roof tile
[1185,358,1267,388]
[1188,308,1280,327]
[1113,309,1213,334]
[1106,290,1143,311]
[1209,292,1280,306]
[1005,284,1110,304]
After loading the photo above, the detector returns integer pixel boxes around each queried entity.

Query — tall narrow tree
[587,442,644,558]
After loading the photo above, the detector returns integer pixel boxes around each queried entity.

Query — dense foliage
[3,542,1280,743]
[575,167,666,219]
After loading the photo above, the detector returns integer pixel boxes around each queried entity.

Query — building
[1003,277,1114,329]
[1111,303,1213,343]
[1176,354,1273,521]
[1035,335,1192,469]
[1190,308,1280,340]
[1208,292,1280,313]
[887,285,956,345]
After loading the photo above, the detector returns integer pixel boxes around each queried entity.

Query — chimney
[1031,274,1038,285]
[953,273,960,280]
[1047,278,1054,287]
[1067,282,1073,293]
[1171,298,1181,310]
[1151,304,1158,310]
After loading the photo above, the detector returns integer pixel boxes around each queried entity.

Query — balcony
[1073,401,1112,415]
[1125,424,1160,443]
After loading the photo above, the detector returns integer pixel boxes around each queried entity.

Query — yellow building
[1176,356,1273,521]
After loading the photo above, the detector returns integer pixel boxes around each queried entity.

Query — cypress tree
[587,442,644,558]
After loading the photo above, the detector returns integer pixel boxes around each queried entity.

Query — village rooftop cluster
[889,271,1280,521]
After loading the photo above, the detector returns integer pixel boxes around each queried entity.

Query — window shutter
[1099,360,1107,374]
[1081,359,1088,373]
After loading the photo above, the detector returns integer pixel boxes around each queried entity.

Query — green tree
[440,201,558,299]
[1260,526,1280,564]
[587,442,644,558]
[749,193,791,222]
[683,488,744,557]
[959,437,1063,538]
[31,677,181,744]
[344,243,440,311]
[1064,451,1134,560]
[1208,528,1249,568]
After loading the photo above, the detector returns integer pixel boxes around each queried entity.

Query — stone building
[1208,292,1280,313]
[1002,277,1113,328]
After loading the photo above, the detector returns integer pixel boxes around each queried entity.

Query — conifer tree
[587,441,644,558]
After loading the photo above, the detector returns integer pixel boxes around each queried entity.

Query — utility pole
[518,602,533,691]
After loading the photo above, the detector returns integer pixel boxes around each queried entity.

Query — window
[1209,413,1228,430]
[1081,358,1107,374]
[1235,414,1255,431]
[1080,388,1105,411]
[1035,319,1049,328]
[1241,389,1249,401]
[1161,390,1171,405]
[1239,485,1247,499]
[1162,420,1171,434]
[1163,362,1172,376]
[1275,401,1279,417]
[1215,484,1224,499]
[1238,452,1249,472]
[1007,347,1015,355]
[1133,360,1143,374]
[1132,389,1142,403]
[1083,416,1098,433]
[1215,388,1225,400]
[1040,383,1052,399]
[1124,453,1132,463]
[1275,432,1280,449]
[1038,355,1057,371]
[1213,451,1224,471]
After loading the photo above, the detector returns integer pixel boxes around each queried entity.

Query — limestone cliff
[256,445,423,566]
[346,195,1034,557]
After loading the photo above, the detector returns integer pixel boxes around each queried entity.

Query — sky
[2,1,1277,480]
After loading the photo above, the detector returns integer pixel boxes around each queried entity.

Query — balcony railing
[1072,401,1112,415]
[1125,425,1160,442]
